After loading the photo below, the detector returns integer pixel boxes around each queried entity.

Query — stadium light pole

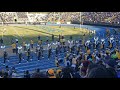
[54,12,55,24]
[80,12,81,29]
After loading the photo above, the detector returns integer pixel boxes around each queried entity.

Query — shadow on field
[0,33,93,45]
[14,26,58,36]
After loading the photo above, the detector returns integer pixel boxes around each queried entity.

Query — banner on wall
[57,22,61,24]
[67,22,71,24]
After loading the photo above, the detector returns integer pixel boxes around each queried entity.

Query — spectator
[47,69,56,78]
[24,70,30,78]
[106,60,118,78]
[61,62,73,78]
[32,68,41,78]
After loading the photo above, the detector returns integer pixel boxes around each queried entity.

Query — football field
[0,24,93,45]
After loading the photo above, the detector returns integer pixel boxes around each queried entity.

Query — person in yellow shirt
[116,50,120,60]
[11,43,16,53]
[87,48,90,55]
[38,40,42,46]
[56,69,62,78]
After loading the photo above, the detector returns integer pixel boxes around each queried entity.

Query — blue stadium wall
[71,21,120,28]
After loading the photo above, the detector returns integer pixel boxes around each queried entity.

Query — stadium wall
[71,20,120,28]
[82,22,120,28]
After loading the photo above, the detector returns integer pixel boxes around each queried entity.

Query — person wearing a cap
[47,69,56,78]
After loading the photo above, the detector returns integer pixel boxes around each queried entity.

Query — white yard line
[12,26,23,40]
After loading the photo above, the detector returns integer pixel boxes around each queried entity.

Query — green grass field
[0,25,93,45]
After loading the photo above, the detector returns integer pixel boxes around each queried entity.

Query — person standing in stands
[27,48,31,62]
[109,36,114,49]
[38,40,42,46]
[38,35,41,40]
[18,45,22,63]
[47,69,56,78]
[30,40,34,49]
[48,45,52,60]
[116,36,119,46]
[46,36,49,44]
[24,70,30,78]
[40,46,44,58]
[37,48,41,61]
[22,41,26,51]
[70,36,72,41]
[11,42,16,53]
[55,56,59,67]
[16,46,18,55]
[55,46,58,56]
[52,34,54,41]
[106,28,110,37]
[15,38,18,44]
[3,51,8,63]
[32,68,41,78]
[0,38,3,45]
[18,52,22,64]
[100,38,105,50]
[11,38,14,44]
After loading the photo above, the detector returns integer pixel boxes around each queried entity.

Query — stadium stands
[16,12,28,22]
[0,12,120,25]
[0,12,120,78]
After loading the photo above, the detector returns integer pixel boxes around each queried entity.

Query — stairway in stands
[0,49,65,78]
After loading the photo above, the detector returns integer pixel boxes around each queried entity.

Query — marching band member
[85,40,90,50]
[26,43,30,50]
[55,56,59,67]
[11,42,16,53]
[30,40,34,49]
[116,36,119,46]
[106,28,110,37]
[3,50,8,64]
[48,44,52,60]
[37,48,41,61]
[1,45,5,51]
[26,48,31,62]
[38,40,42,46]
[100,38,105,49]
[109,36,114,49]
[76,43,80,55]
[22,41,26,51]
[18,46,22,63]
[93,36,98,49]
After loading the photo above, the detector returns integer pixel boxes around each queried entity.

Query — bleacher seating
[16,12,28,22]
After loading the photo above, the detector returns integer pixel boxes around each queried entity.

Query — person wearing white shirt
[15,39,18,44]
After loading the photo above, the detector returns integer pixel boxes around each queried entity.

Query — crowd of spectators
[82,12,120,25]
[0,12,120,26]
